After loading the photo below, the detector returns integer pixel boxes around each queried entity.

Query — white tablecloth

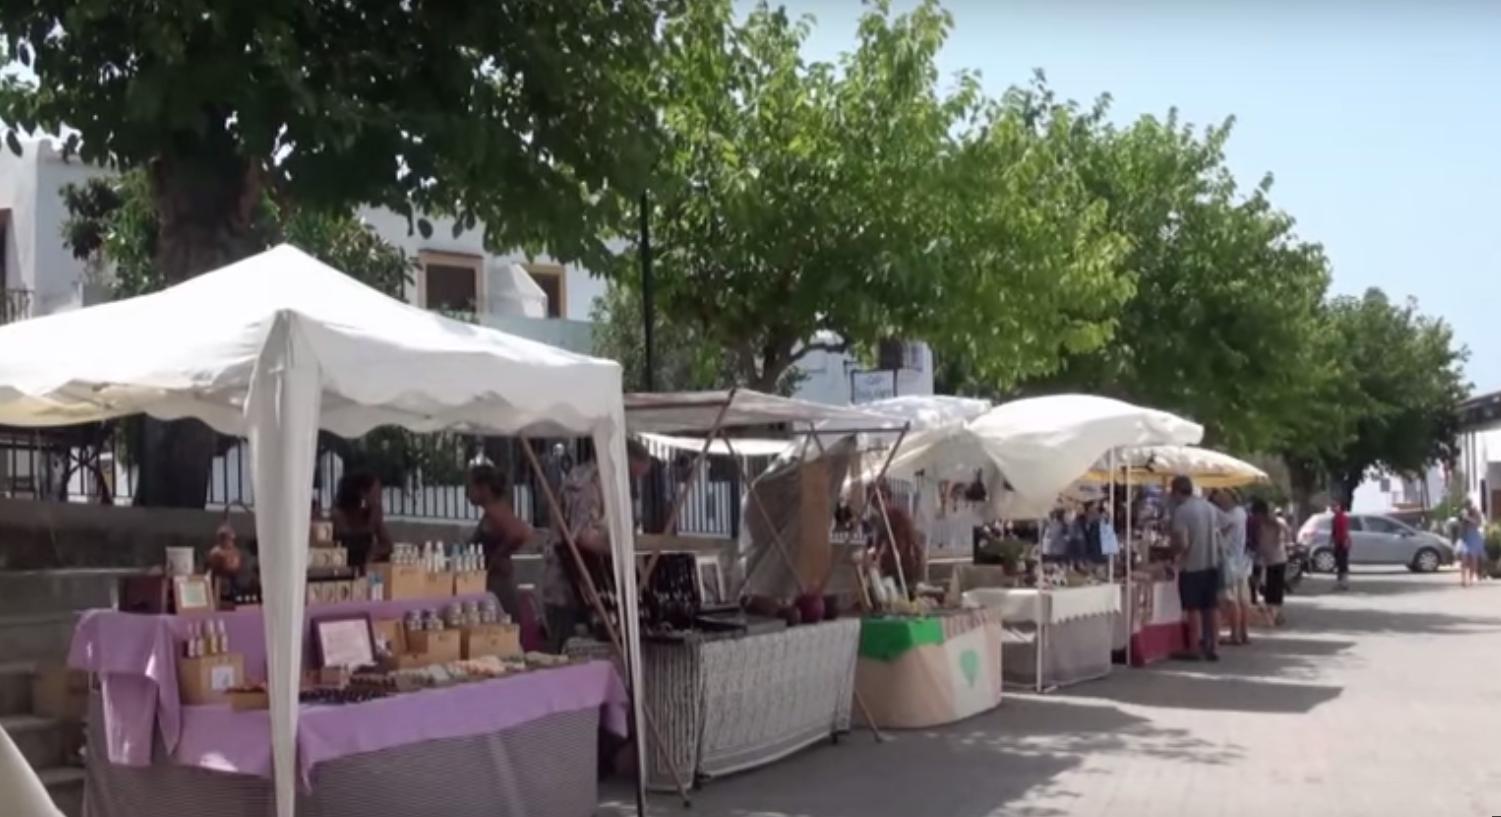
[963,584,1120,625]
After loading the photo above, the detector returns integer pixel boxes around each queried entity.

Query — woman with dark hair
[467,464,532,619]
[332,471,392,567]
[1250,498,1288,626]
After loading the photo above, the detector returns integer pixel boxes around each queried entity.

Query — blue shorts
[1178,568,1220,612]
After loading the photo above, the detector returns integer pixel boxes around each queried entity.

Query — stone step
[0,659,35,716]
[2,713,81,770]
[0,611,79,663]
[38,766,85,817]
[0,568,135,616]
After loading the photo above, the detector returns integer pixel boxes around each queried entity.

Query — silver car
[1297,512,1456,573]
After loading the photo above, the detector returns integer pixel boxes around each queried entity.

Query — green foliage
[2,1,663,269]
[603,1,1131,391]
[1013,81,1331,454]
[590,280,735,393]
[1315,289,1468,503]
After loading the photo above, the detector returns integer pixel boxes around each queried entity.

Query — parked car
[1297,512,1456,573]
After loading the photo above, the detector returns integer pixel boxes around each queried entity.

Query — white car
[1297,512,1456,573]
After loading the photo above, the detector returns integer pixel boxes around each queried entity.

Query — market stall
[854,607,1004,728]
[621,389,899,787]
[1088,445,1268,666]
[872,395,1203,688]
[0,245,649,817]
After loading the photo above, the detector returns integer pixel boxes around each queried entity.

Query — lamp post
[639,190,655,392]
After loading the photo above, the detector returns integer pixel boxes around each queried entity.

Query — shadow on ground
[600,696,1240,817]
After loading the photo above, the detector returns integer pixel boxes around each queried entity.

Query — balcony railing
[2,289,33,324]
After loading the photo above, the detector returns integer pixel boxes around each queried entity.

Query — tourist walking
[1459,498,1486,587]
[1171,475,1223,661]
[1331,502,1352,590]
[1250,500,1289,625]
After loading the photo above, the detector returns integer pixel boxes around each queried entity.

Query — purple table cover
[171,660,628,785]
[68,594,494,766]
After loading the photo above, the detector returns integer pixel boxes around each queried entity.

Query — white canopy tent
[625,389,895,435]
[853,395,993,432]
[873,394,1204,518]
[0,245,646,817]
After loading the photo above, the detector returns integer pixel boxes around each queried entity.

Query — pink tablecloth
[172,660,628,785]
[68,594,494,766]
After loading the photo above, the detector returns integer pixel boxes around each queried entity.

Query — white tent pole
[245,314,321,817]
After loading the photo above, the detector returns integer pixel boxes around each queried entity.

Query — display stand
[854,608,1004,728]
[962,584,1120,692]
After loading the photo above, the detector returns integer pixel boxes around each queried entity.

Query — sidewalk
[604,570,1501,817]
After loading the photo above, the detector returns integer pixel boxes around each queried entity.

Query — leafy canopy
[601,1,1131,391]
[1,0,662,266]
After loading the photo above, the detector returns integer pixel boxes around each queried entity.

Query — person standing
[1213,490,1252,646]
[1331,502,1352,590]
[332,471,393,568]
[1170,475,1223,661]
[1251,500,1289,626]
[1459,498,1486,587]
[466,465,533,620]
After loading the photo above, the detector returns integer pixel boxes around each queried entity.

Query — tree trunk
[134,145,264,508]
[1285,458,1320,525]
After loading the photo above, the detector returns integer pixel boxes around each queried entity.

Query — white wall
[356,207,606,322]
[792,336,934,406]
[0,139,112,313]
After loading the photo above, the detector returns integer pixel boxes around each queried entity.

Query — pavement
[602,568,1501,817]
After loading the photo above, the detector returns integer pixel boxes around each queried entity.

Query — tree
[2,1,662,504]
[1011,81,1332,454]
[604,1,1130,392]
[1315,289,1468,506]
[590,281,735,393]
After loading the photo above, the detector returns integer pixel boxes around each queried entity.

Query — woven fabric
[83,694,604,817]
[858,617,945,661]
[641,618,860,790]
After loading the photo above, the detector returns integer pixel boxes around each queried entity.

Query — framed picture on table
[172,575,214,613]
[695,556,726,608]
[313,613,376,669]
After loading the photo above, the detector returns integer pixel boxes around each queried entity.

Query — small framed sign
[313,614,376,669]
[172,576,214,613]
[695,556,726,608]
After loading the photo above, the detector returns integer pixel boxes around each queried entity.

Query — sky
[748,0,1501,393]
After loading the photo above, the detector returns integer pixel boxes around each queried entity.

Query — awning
[624,388,893,434]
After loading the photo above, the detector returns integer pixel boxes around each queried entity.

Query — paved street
[605,569,1501,817]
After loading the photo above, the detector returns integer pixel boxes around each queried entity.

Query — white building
[0,138,606,355]
[792,333,935,407]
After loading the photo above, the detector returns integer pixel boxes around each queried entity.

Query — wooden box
[453,570,487,597]
[461,624,521,660]
[425,571,455,600]
[406,629,461,664]
[373,563,427,601]
[177,652,244,705]
[372,618,406,657]
[31,665,89,722]
[228,688,269,711]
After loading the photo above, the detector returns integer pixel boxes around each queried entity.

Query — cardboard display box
[453,570,486,596]
[32,665,89,722]
[372,618,406,657]
[405,629,461,664]
[228,688,269,712]
[178,652,245,705]
[425,570,455,600]
[461,624,521,660]
[372,563,427,600]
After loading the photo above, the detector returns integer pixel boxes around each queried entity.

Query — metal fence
[0,423,774,539]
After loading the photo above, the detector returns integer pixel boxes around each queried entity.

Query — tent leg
[519,440,694,806]
[723,439,885,744]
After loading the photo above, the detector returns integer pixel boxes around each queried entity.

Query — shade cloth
[171,660,627,784]
[0,244,646,817]
[489,262,549,318]
[84,694,608,817]
[636,432,792,458]
[624,389,889,434]
[858,617,945,661]
[1086,445,1268,488]
[68,595,497,766]
[854,608,1004,729]
[875,394,1203,518]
